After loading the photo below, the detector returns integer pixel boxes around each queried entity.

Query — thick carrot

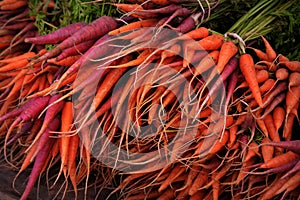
[0,0,27,10]
[0,58,28,72]
[183,26,209,40]
[261,137,274,163]
[261,35,276,61]
[193,50,219,76]
[19,138,55,200]
[35,16,117,63]
[275,67,289,81]
[56,39,95,61]
[244,141,260,162]
[249,47,269,61]
[68,134,79,199]
[281,61,300,72]
[216,40,238,73]
[260,151,300,168]
[239,53,263,108]
[25,22,87,44]
[198,34,224,51]
[288,72,300,89]
[276,170,300,195]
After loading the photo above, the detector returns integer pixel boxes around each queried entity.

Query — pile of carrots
[0,0,299,199]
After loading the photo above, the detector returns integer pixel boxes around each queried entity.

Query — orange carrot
[183,26,209,40]
[193,50,219,76]
[261,35,276,61]
[47,55,81,66]
[216,40,238,73]
[1,0,27,10]
[261,137,274,163]
[285,86,300,118]
[188,169,209,196]
[244,141,260,162]
[158,164,186,192]
[281,61,300,72]
[108,19,158,35]
[68,134,79,199]
[0,58,28,72]
[249,47,269,61]
[272,106,285,132]
[275,171,300,196]
[0,52,36,63]
[275,67,289,81]
[288,72,300,89]
[239,53,264,108]
[283,113,296,141]
[260,151,300,168]
[263,114,281,143]
[198,34,224,51]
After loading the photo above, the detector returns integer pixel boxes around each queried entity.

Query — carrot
[263,114,281,144]
[109,19,158,35]
[258,93,286,120]
[260,140,300,154]
[272,106,285,132]
[215,40,238,73]
[276,171,300,195]
[288,72,300,90]
[0,51,36,63]
[25,22,87,44]
[172,12,201,34]
[0,58,28,72]
[193,50,219,76]
[47,54,81,66]
[149,0,170,5]
[0,0,27,10]
[55,39,95,61]
[198,34,224,51]
[261,81,287,108]
[35,16,117,63]
[209,130,229,154]
[258,174,292,200]
[261,137,274,163]
[275,67,289,81]
[158,164,186,192]
[260,151,300,168]
[112,3,143,13]
[188,168,209,196]
[249,47,269,61]
[59,101,74,176]
[285,86,300,118]
[283,113,296,141]
[19,138,55,200]
[68,134,79,199]
[28,94,64,152]
[183,26,209,40]
[244,141,260,162]
[239,53,263,108]
[261,35,276,61]
[281,61,300,72]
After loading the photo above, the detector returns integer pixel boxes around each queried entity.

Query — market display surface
[0,0,299,199]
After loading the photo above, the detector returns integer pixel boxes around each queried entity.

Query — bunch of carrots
[0,0,299,199]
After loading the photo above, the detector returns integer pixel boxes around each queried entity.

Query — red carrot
[25,22,87,44]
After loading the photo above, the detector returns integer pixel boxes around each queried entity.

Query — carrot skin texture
[239,53,263,108]
[24,22,87,44]
[20,138,55,200]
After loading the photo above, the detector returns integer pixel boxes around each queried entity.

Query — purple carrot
[0,105,23,123]
[261,81,287,108]
[31,117,61,161]
[260,140,300,154]
[282,159,300,179]
[56,39,95,61]
[197,57,239,113]
[6,121,33,146]
[0,8,29,29]
[30,94,65,148]
[157,7,190,28]
[3,21,29,30]
[0,29,16,36]
[257,93,286,120]
[173,12,201,33]
[24,22,87,44]
[19,137,56,200]
[246,158,299,175]
[34,16,117,64]
[55,34,111,88]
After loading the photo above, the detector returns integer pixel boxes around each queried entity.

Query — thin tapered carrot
[59,101,74,176]
[109,19,158,35]
[239,53,264,108]
[188,168,209,196]
[261,137,274,163]
[237,69,269,90]
[249,47,269,61]
[272,106,285,132]
[198,34,224,51]
[192,50,219,76]
[285,86,300,119]
[68,134,79,199]
[212,173,220,200]
[261,35,276,61]
[244,141,260,162]
[283,113,296,141]
[209,130,229,154]
[260,151,300,168]
[112,3,143,13]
